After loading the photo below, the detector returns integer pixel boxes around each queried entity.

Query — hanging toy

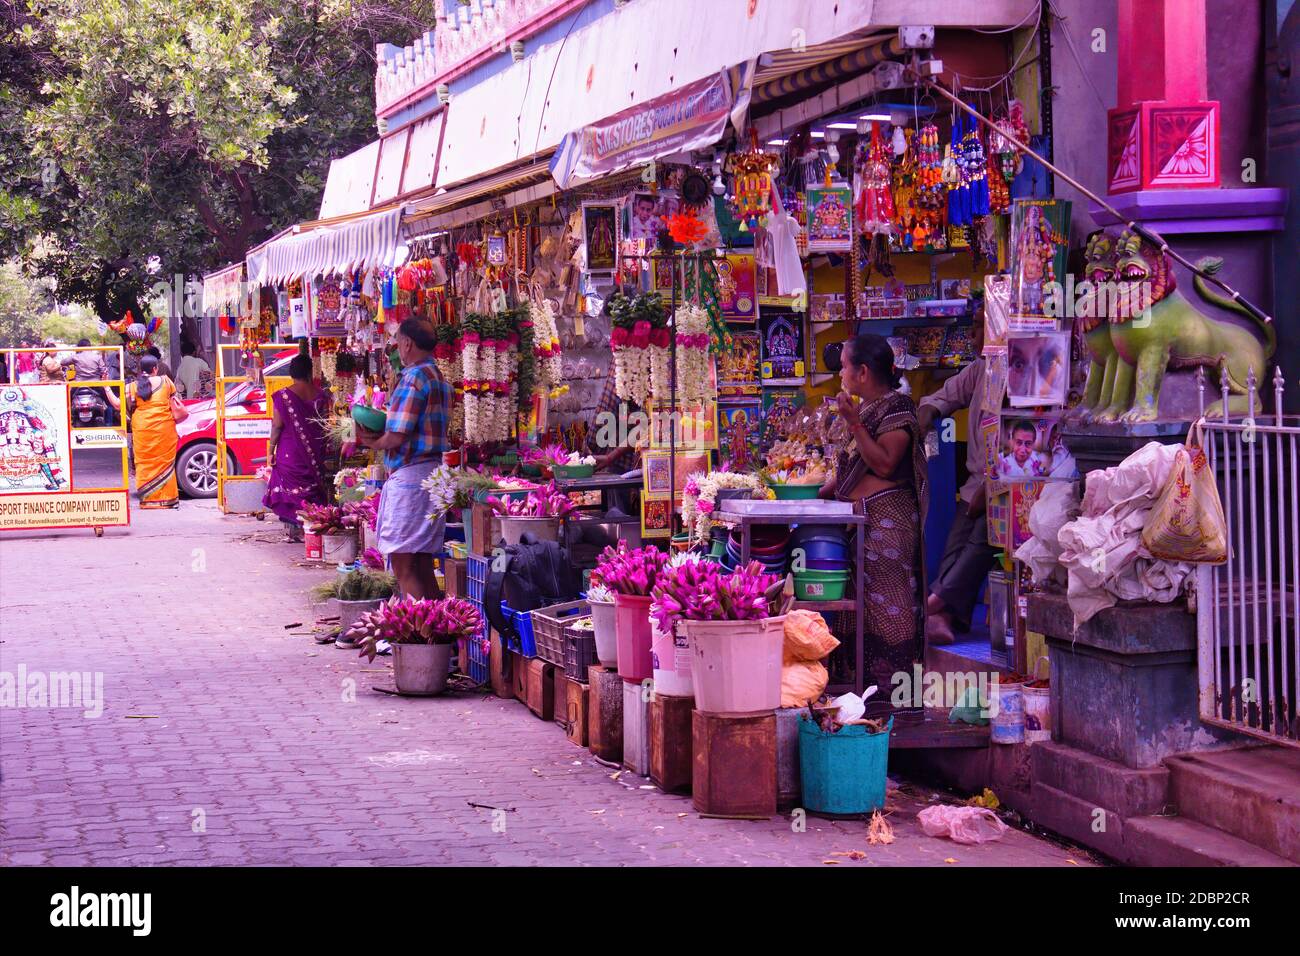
[991,100,1030,185]
[964,112,990,219]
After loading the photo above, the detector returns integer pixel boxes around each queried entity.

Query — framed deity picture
[759,310,806,385]
[1009,199,1071,321]
[486,235,508,266]
[719,401,762,472]
[804,186,853,253]
[761,388,805,449]
[717,330,762,398]
[582,202,619,273]
[716,253,758,321]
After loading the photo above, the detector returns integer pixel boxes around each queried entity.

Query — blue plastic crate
[500,601,536,657]
[466,622,489,684]
[467,554,487,607]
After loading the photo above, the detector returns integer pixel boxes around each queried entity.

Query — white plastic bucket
[650,623,693,698]
[590,600,618,667]
[322,532,358,564]
[684,616,785,715]
[1023,657,1051,743]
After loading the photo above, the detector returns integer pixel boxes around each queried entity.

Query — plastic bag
[830,691,868,724]
[783,609,841,662]
[1141,420,1227,564]
[917,805,1009,844]
[781,661,828,708]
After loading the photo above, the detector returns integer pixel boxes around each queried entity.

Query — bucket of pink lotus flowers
[592,544,668,683]
[490,483,577,546]
[651,555,786,714]
[351,596,484,696]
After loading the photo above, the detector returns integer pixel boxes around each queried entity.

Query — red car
[174,350,298,498]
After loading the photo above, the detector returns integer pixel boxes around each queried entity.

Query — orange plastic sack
[783,609,841,663]
[1141,420,1228,564]
[781,661,829,708]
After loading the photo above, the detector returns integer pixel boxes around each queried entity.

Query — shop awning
[402,158,556,235]
[246,205,405,286]
[201,262,246,317]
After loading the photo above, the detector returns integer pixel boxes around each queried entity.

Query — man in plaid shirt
[587,372,641,474]
[358,319,451,599]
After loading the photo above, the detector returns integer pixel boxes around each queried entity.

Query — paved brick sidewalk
[0,502,1094,866]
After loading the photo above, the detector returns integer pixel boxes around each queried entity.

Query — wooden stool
[563,677,589,747]
[552,665,569,729]
[489,631,514,701]
[649,693,694,794]
[525,658,555,721]
[587,665,624,764]
[692,710,777,818]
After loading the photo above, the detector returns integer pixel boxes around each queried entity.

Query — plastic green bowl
[351,405,387,433]
[553,463,595,479]
[793,571,849,602]
[769,482,821,500]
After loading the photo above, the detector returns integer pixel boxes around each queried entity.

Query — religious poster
[804,186,853,252]
[487,235,508,266]
[759,310,806,385]
[717,330,761,397]
[719,401,761,472]
[0,384,71,494]
[1010,480,1048,549]
[716,253,757,321]
[310,276,346,338]
[640,496,672,539]
[647,400,717,451]
[761,388,805,449]
[1009,199,1071,322]
[582,202,619,273]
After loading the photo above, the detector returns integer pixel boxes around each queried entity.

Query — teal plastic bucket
[798,715,893,814]
[461,507,474,555]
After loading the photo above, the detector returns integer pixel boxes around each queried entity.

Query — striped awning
[201,262,246,317]
[246,205,404,287]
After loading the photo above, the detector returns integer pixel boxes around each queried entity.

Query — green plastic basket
[553,463,595,479]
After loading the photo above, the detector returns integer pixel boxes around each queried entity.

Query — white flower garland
[674,305,713,404]
[648,344,671,405]
[531,298,563,388]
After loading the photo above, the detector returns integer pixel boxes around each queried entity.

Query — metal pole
[915,74,1273,325]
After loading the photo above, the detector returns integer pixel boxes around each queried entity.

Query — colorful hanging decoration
[962,113,991,219]
[946,115,971,228]
[991,101,1030,185]
[988,152,1011,214]
[608,291,669,409]
[912,123,946,250]
[724,132,781,232]
[854,122,896,235]
[684,254,733,353]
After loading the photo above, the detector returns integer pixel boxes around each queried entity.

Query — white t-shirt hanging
[765,189,805,297]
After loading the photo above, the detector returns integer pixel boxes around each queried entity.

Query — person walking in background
[356,319,450,599]
[917,305,995,645]
[146,345,173,380]
[63,338,122,418]
[263,354,331,542]
[175,338,213,399]
[125,354,181,508]
[37,340,65,383]
[14,343,37,383]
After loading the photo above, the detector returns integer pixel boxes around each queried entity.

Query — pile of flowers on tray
[680,471,768,547]
[487,482,577,518]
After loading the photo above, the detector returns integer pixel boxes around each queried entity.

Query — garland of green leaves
[684,252,731,354]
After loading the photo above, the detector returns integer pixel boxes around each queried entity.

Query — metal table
[726,506,868,696]
[552,472,643,513]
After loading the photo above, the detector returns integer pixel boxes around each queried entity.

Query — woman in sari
[263,354,331,541]
[820,333,929,709]
[126,354,180,508]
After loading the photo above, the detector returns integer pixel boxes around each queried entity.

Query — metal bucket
[392,642,453,695]
[322,532,358,565]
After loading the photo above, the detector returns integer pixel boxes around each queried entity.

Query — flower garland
[608,291,669,408]
[673,304,713,403]
[530,297,563,389]
[680,470,768,547]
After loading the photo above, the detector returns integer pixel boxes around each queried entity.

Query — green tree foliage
[1,0,437,323]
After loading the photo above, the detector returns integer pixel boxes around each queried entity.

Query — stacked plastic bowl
[722,525,790,575]
[791,525,850,602]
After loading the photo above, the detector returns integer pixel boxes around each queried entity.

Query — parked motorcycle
[71,387,108,427]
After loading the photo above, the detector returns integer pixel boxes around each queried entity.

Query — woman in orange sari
[126,354,180,508]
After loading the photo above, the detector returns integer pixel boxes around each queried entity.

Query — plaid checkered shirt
[383,357,450,473]
[591,373,639,473]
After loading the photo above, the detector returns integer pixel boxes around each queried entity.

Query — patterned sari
[834,391,929,698]
[128,377,179,508]
[263,387,331,525]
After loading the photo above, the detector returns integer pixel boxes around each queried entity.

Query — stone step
[1165,744,1300,864]
[1125,814,1295,867]
[1032,740,1171,818]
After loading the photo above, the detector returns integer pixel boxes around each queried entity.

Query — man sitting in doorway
[917,306,998,645]
[356,319,451,599]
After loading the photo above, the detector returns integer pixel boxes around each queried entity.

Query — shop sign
[225,418,273,440]
[551,71,736,190]
[70,428,127,449]
[0,491,130,531]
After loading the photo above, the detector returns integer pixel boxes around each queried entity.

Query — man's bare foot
[926,610,956,645]
[926,592,944,616]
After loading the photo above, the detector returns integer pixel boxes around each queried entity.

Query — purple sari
[263,388,331,524]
